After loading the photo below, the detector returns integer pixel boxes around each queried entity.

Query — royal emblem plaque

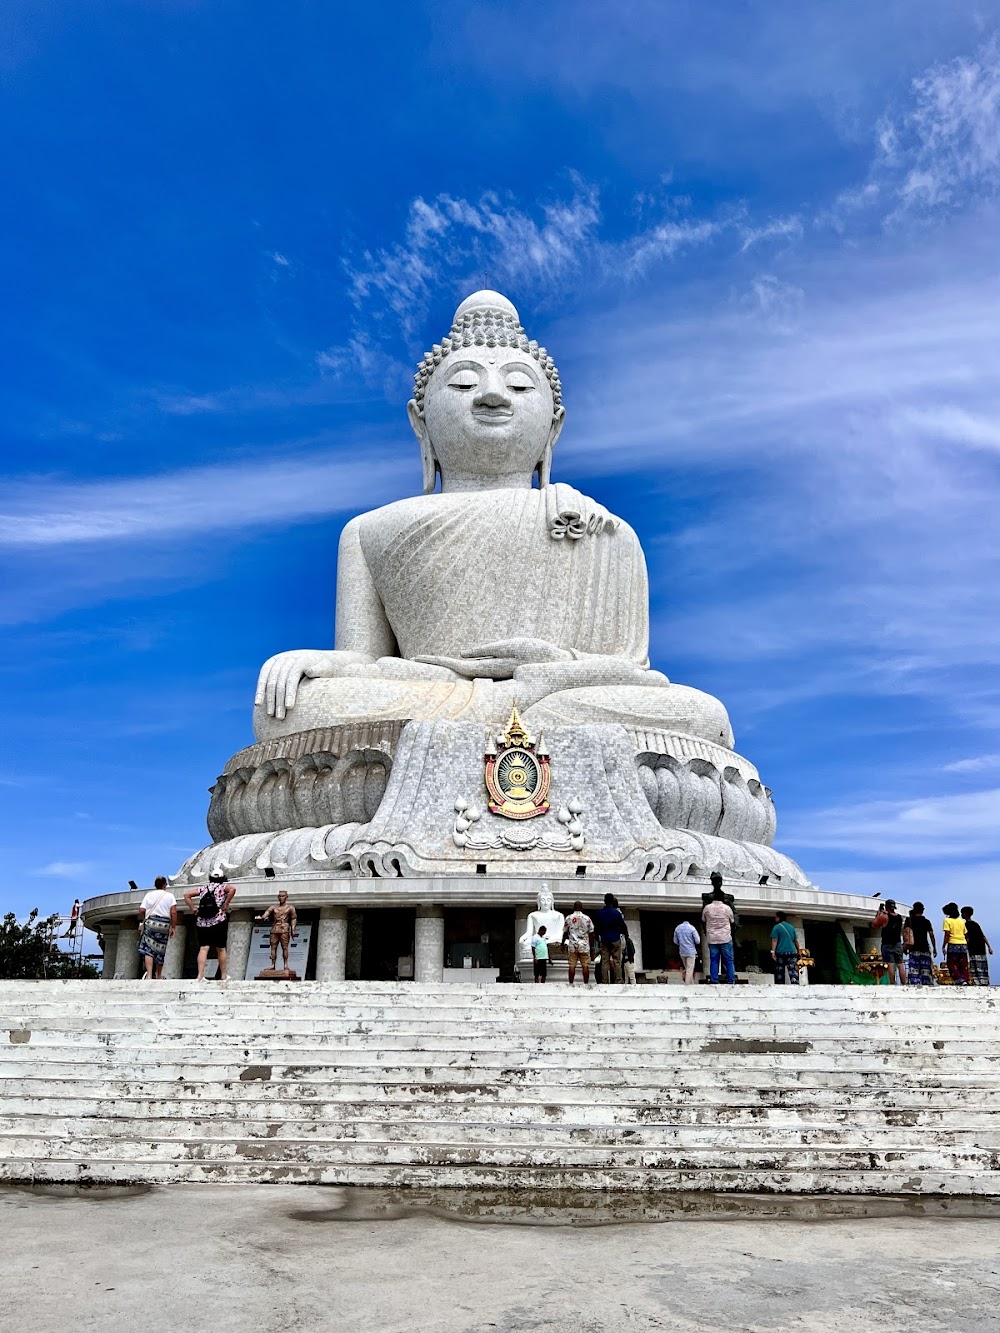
[484,704,551,819]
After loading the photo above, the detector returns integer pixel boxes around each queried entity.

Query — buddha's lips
[472,408,514,423]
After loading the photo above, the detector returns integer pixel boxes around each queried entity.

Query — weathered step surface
[0,980,997,1193]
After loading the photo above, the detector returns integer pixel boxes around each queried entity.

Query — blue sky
[2,1,999,951]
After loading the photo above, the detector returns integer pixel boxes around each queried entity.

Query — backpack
[902,920,915,950]
[197,885,220,919]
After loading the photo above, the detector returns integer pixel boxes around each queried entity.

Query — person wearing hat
[872,898,907,985]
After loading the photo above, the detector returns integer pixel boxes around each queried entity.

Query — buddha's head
[536,888,555,913]
[407,290,566,493]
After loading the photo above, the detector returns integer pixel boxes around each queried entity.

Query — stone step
[3,978,991,995]
[6,1035,999,1063]
[7,1039,1000,1071]
[5,1022,996,1046]
[3,1094,996,1128]
[3,1002,997,1018]
[1,1156,996,1196]
[4,1066,999,1098]
[2,982,995,1193]
[9,1077,996,1110]
[5,1114,997,1151]
[4,1012,992,1035]
[4,990,994,1010]
[2,1131,996,1172]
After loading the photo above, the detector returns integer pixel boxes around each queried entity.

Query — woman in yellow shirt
[941,901,970,986]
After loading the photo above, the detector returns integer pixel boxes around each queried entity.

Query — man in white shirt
[672,918,700,983]
[137,877,177,980]
[701,883,736,985]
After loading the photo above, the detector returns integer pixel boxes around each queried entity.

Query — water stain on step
[283,1186,1000,1229]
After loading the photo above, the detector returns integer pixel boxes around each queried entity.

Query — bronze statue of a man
[256,890,298,971]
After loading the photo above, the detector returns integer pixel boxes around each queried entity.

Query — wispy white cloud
[896,404,1000,453]
[738,214,803,252]
[343,182,732,337]
[877,35,1000,215]
[944,754,1000,773]
[782,788,1000,861]
[622,218,723,276]
[345,183,603,335]
[0,448,412,547]
[31,861,94,878]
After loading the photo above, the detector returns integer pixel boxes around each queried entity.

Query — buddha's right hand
[254,650,371,720]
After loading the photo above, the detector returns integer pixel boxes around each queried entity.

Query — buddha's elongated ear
[407,399,440,494]
[536,405,566,488]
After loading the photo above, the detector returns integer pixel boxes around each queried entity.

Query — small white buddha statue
[518,888,566,964]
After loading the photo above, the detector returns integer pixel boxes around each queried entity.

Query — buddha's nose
[474,387,511,409]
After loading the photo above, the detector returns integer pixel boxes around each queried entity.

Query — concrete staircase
[1,981,998,1194]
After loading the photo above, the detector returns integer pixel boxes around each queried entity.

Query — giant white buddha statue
[253,290,732,750]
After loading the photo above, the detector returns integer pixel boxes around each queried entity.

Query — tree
[0,910,99,979]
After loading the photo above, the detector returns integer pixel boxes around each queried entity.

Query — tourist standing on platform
[622,934,637,985]
[531,925,549,983]
[941,903,970,986]
[873,899,907,985]
[562,902,594,986]
[770,912,799,985]
[673,919,700,983]
[961,907,993,986]
[903,902,936,986]
[137,877,177,980]
[62,899,81,937]
[702,885,736,985]
[184,874,236,981]
[592,893,629,984]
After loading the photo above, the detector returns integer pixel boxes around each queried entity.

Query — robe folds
[358,485,650,665]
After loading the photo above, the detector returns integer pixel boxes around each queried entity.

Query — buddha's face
[537,889,554,913]
[409,348,564,486]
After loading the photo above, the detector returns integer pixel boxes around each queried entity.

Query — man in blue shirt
[770,912,799,985]
[673,918,700,984]
[591,893,629,984]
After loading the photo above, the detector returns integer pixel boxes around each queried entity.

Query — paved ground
[3,1184,1000,1332]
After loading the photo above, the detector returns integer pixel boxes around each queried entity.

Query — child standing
[531,925,549,984]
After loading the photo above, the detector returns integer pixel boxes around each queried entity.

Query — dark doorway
[444,906,516,974]
[359,907,416,981]
[803,918,841,985]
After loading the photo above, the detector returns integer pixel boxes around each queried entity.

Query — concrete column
[162,917,188,980]
[789,914,809,986]
[346,911,363,979]
[622,910,644,973]
[100,922,120,980]
[316,905,348,981]
[414,905,445,984]
[838,920,858,954]
[225,910,254,980]
[113,918,140,979]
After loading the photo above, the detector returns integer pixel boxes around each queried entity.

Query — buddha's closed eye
[448,373,479,390]
[505,373,535,393]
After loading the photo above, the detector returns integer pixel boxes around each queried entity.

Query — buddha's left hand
[415,638,572,680]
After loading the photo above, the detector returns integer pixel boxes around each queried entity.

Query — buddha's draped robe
[358,485,650,666]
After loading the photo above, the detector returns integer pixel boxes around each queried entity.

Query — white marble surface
[251,290,730,747]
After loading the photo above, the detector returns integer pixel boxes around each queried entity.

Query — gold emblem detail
[484,703,551,820]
